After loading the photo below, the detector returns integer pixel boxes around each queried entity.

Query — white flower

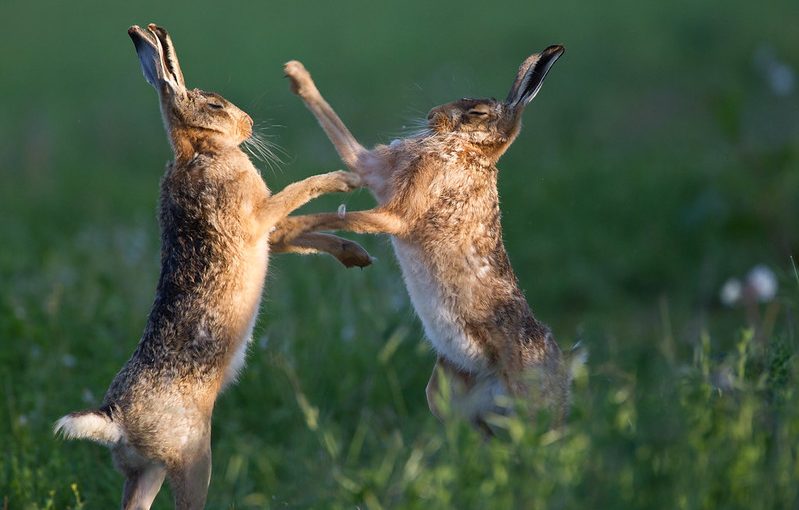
[754,45,796,97]
[720,278,742,306]
[747,265,778,302]
[769,63,795,96]
[341,323,355,341]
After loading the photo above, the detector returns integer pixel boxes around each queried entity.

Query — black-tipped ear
[147,24,186,90]
[128,25,161,88]
[505,45,565,108]
[128,24,183,95]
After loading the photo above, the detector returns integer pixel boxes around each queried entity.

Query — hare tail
[54,408,123,446]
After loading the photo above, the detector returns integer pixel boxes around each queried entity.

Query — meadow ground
[1,1,798,508]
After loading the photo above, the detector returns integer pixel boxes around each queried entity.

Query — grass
[1,0,798,508]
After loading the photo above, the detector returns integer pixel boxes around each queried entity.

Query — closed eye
[468,109,488,116]
[207,102,224,110]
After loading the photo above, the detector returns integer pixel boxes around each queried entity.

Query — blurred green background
[1,0,798,508]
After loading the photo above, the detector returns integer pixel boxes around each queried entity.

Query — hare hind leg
[167,443,212,510]
[120,463,167,510]
[112,442,167,510]
[426,357,501,438]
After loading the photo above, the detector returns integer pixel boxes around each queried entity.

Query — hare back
[139,214,269,377]
[150,153,270,370]
[102,152,270,408]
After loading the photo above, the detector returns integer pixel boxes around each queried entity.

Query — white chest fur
[222,236,270,387]
[391,238,486,372]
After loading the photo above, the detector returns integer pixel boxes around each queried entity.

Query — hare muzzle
[426,106,453,133]
[240,113,254,139]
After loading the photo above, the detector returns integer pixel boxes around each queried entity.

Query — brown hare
[276,46,570,435]
[54,24,367,510]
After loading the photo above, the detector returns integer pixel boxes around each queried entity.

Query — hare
[275,46,570,434]
[54,24,367,510]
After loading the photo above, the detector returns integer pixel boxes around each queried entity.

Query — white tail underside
[54,411,124,446]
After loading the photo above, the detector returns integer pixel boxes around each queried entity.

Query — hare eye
[468,109,488,116]
[207,102,224,110]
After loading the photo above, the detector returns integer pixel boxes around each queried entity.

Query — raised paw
[284,60,317,98]
[338,240,373,268]
[332,170,362,192]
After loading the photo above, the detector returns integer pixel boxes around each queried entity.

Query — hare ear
[505,45,565,108]
[127,25,183,95]
[147,24,186,90]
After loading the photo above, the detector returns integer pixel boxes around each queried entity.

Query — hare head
[426,45,564,160]
[128,24,254,162]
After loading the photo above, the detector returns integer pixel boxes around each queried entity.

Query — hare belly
[392,239,485,372]
[223,239,269,386]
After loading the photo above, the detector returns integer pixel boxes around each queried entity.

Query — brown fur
[54,24,367,510]
[276,46,570,434]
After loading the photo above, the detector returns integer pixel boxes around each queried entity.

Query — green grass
[1,0,798,508]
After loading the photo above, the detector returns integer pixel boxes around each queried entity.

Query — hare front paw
[332,170,362,192]
[338,240,374,269]
[284,60,315,97]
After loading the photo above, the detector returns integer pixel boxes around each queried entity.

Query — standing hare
[276,46,570,434]
[54,24,367,510]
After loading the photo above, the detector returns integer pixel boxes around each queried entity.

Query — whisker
[390,116,433,140]
[244,127,285,175]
